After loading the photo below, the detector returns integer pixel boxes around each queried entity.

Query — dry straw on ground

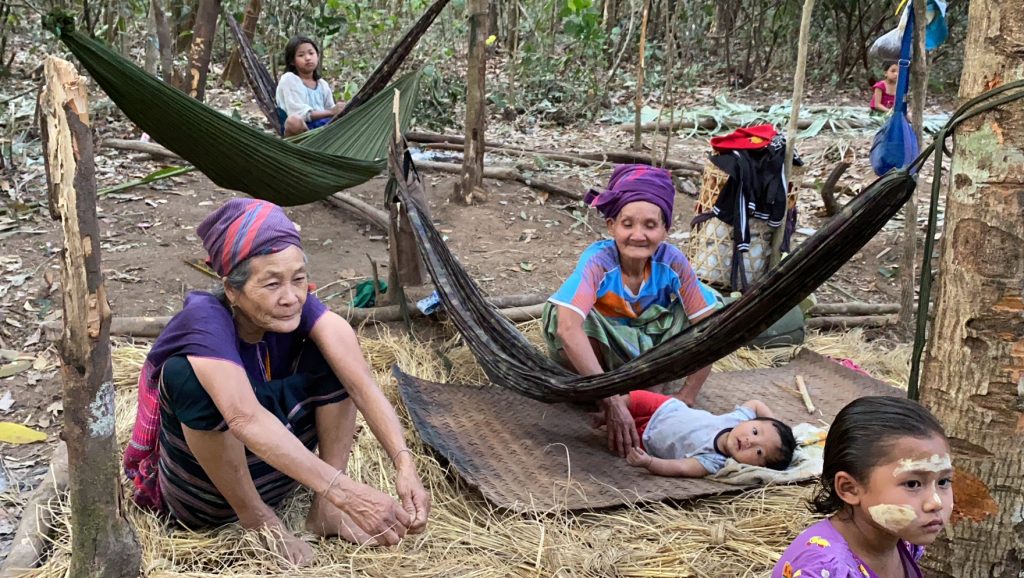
[14,324,908,578]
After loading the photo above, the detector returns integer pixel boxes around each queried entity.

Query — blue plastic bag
[870,7,919,176]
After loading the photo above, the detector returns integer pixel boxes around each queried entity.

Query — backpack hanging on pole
[870,6,920,176]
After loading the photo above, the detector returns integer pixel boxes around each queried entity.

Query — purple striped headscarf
[584,164,675,225]
[196,199,303,276]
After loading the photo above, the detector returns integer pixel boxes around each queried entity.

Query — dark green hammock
[54,28,420,206]
[388,79,1024,403]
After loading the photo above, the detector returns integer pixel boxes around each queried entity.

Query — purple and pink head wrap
[197,199,303,277]
[584,164,675,225]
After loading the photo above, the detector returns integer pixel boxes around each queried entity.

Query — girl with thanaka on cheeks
[773,396,953,578]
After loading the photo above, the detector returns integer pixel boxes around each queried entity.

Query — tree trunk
[151,0,174,83]
[898,0,929,332]
[918,1,1024,576]
[144,3,158,75]
[172,0,196,54]
[221,0,261,87]
[184,0,220,101]
[39,56,141,578]
[456,0,488,204]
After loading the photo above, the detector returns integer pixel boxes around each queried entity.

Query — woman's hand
[394,454,430,533]
[627,446,652,468]
[326,478,411,546]
[601,395,640,458]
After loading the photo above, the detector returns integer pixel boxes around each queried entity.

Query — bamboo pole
[899,0,928,332]
[632,0,651,151]
[771,0,815,269]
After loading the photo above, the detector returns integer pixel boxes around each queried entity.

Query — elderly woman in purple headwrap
[123,199,429,566]
[542,165,719,458]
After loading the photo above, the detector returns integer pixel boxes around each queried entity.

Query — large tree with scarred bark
[918,0,1024,575]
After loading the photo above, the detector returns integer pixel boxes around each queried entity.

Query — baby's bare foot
[306,496,380,546]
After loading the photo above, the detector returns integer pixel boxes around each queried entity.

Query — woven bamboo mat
[396,349,902,512]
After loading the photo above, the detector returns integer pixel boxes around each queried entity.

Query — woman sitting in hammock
[123,199,429,566]
[543,165,718,458]
[276,35,344,137]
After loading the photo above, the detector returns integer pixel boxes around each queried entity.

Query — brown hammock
[388,135,918,403]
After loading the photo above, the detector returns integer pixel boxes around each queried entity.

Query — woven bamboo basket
[685,162,798,290]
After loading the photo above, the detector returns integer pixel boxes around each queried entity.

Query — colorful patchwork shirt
[548,240,715,322]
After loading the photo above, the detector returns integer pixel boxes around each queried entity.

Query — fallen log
[806,302,899,316]
[325,192,389,231]
[414,159,582,201]
[43,293,549,339]
[102,137,182,160]
[620,115,874,134]
[414,138,702,173]
[0,443,69,578]
[805,314,897,330]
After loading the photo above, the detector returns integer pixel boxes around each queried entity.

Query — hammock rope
[51,21,420,206]
[390,81,1024,403]
[906,78,1024,400]
[224,0,450,130]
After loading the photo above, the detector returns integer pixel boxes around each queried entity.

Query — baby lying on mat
[621,391,796,477]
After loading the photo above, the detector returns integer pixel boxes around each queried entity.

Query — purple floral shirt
[773,519,924,578]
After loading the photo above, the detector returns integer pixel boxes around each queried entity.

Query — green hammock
[55,28,420,206]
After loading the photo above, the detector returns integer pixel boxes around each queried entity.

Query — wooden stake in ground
[898,0,929,332]
[456,0,489,204]
[39,56,141,578]
[632,0,651,152]
[918,1,1024,574]
[772,0,815,269]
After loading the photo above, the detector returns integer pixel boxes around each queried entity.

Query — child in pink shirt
[870,62,899,113]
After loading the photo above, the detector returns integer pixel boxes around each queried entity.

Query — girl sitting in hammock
[276,35,344,137]
[542,164,718,458]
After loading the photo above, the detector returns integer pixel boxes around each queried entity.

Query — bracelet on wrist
[320,469,344,499]
[391,447,413,464]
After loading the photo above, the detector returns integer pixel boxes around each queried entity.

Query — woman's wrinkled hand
[602,396,640,458]
[326,479,411,546]
[394,456,431,534]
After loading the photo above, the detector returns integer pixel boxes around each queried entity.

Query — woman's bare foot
[263,524,316,567]
[305,496,380,546]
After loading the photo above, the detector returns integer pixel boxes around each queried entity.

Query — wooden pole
[898,0,928,332]
[40,56,141,578]
[632,0,651,151]
[456,0,489,204]
[771,0,815,269]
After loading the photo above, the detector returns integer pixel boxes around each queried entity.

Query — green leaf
[0,360,32,378]
[798,117,829,139]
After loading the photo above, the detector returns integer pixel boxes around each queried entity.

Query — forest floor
[0,44,952,560]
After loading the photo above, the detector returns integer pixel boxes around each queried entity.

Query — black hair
[759,417,796,471]
[883,60,899,71]
[809,396,946,516]
[284,35,322,81]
